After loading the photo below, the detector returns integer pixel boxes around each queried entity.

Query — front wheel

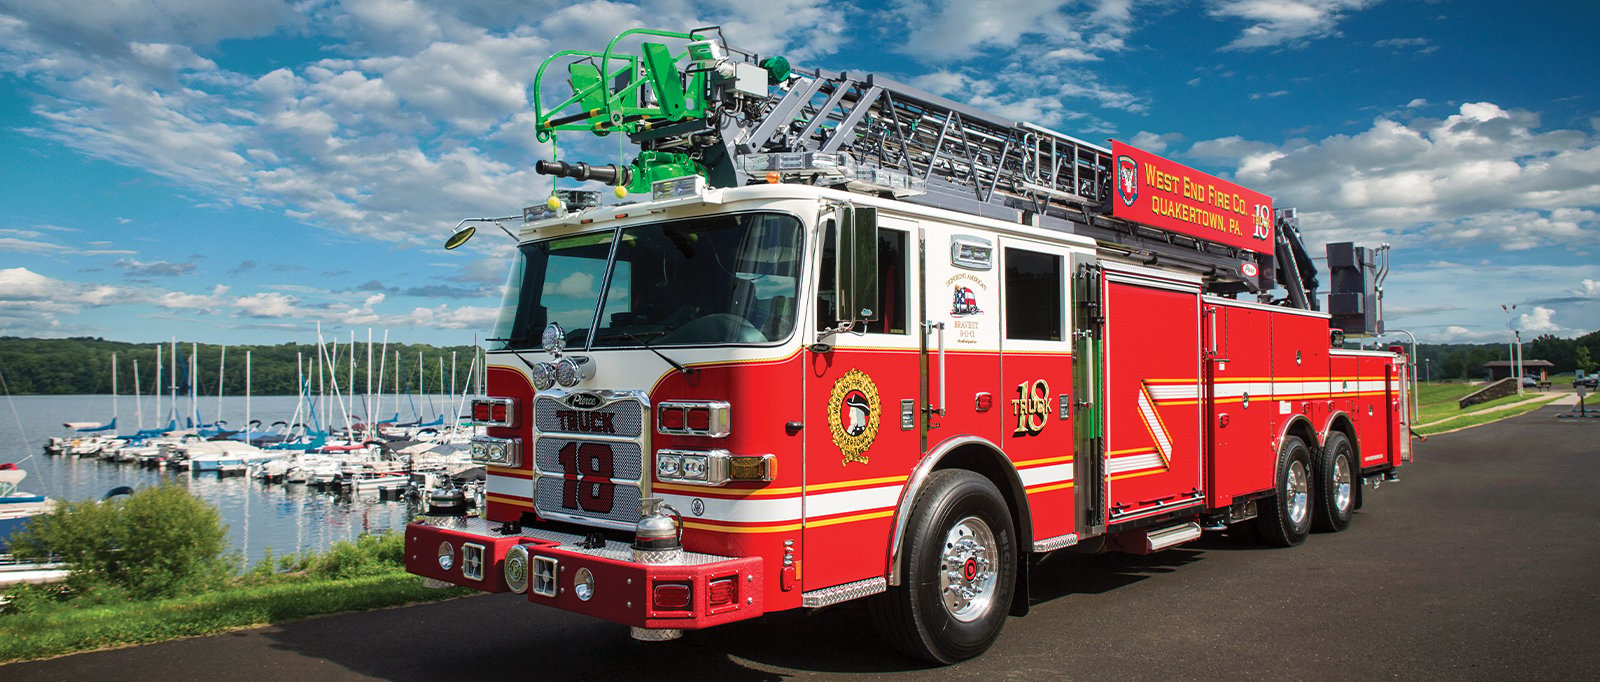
[870,470,1016,664]
[1255,436,1313,547]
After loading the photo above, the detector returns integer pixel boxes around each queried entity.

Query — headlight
[681,454,709,481]
[504,545,530,594]
[531,362,557,390]
[656,453,683,478]
[437,541,454,571]
[469,436,520,467]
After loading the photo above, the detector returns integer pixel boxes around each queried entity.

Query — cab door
[802,213,922,591]
[998,238,1077,545]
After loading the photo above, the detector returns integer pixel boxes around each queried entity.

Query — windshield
[490,212,804,351]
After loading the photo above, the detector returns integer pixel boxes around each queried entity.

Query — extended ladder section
[531,29,1324,309]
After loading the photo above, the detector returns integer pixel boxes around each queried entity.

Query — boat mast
[133,358,143,430]
[216,344,227,426]
[168,338,177,427]
[189,342,198,428]
[376,330,389,426]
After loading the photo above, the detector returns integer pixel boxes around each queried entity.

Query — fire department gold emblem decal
[828,369,880,465]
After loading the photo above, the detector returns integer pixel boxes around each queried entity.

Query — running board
[1145,522,1203,552]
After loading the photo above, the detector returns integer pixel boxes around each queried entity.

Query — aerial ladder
[526,27,1382,319]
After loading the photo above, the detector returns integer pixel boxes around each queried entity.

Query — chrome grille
[535,476,644,529]
[534,439,644,481]
[531,390,648,531]
[534,394,644,438]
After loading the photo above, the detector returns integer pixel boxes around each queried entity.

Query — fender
[1320,411,1355,445]
[883,435,1031,586]
[1274,413,1320,451]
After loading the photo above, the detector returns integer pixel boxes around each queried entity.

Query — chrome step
[1145,522,1203,552]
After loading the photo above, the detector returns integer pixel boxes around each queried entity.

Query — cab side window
[818,224,908,334]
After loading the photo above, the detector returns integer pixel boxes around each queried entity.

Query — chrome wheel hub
[1287,460,1309,525]
[1333,454,1352,512]
[939,516,997,622]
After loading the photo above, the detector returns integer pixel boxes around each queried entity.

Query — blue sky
[1,0,1597,346]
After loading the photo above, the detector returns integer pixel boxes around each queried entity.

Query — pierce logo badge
[827,368,880,465]
[564,392,604,409]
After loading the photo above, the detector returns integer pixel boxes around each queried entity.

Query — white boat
[0,464,68,587]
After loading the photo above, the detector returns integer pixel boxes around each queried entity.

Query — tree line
[0,336,484,396]
[4,329,1596,394]
[1410,329,1599,382]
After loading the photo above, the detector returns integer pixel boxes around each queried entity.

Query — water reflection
[2,395,442,567]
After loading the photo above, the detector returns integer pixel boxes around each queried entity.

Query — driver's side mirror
[836,206,879,323]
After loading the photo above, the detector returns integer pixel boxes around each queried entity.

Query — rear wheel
[870,470,1016,664]
[1312,432,1355,532]
[1255,436,1312,547]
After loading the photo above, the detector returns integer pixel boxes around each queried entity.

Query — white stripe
[1137,388,1172,464]
[662,493,801,524]
[487,474,531,499]
[1019,463,1074,487]
[1147,385,1199,401]
[661,483,904,525]
[1108,452,1165,474]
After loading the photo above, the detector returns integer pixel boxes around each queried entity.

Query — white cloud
[1189,102,1600,252]
[1517,306,1561,333]
[234,292,303,318]
[1207,0,1380,51]
[1574,279,1600,298]
[1128,131,1183,153]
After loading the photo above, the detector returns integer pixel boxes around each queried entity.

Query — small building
[1483,359,1555,382]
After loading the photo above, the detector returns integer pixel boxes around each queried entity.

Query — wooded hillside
[0,337,483,396]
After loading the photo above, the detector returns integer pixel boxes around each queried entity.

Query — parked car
[1575,376,1599,390]
[1520,376,1538,388]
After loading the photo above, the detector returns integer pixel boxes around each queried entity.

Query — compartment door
[1102,270,1205,524]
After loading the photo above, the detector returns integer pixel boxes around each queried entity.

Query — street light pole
[1501,304,1519,394]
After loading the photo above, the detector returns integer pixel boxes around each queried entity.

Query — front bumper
[405,518,765,630]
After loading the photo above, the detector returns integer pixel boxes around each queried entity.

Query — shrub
[300,531,405,580]
[13,484,229,600]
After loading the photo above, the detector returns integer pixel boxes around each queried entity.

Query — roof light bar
[737,152,927,197]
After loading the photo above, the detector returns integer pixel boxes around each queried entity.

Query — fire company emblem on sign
[828,368,881,466]
[1116,155,1139,207]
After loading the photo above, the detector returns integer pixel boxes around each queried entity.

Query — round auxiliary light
[541,322,566,356]
[531,362,557,391]
[554,356,593,387]
[504,545,530,594]
[574,567,595,602]
[437,541,455,571]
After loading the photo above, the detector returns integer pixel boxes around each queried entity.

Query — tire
[1255,435,1313,547]
[1312,432,1355,532]
[870,470,1016,664]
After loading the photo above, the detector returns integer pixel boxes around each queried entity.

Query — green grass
[0,571,473,663]
[1413,382,1561,436]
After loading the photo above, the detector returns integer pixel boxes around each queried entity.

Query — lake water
[1,393,466,568]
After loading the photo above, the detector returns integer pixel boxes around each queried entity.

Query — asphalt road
[9,403,1599,681]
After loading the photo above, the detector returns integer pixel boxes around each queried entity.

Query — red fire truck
[407,27,1413,663]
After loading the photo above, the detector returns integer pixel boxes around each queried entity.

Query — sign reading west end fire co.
[1110,141,1275,255]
